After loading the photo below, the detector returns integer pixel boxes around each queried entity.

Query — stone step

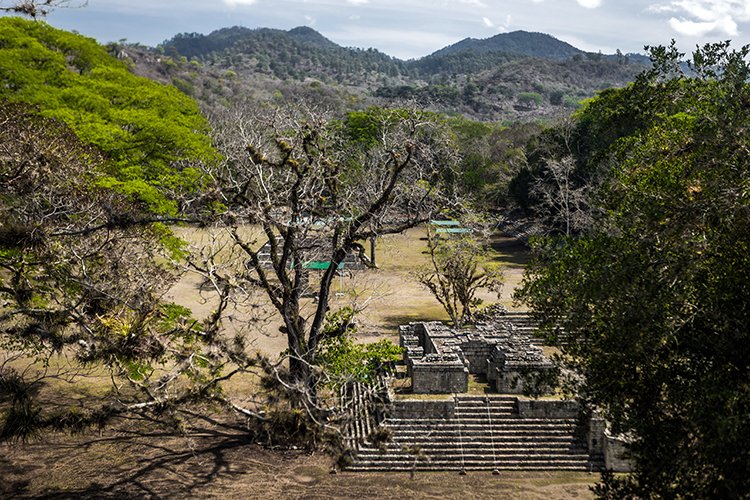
[386,429,579,438]
[347,458,592,470]
[350,456,590,465]
[389,439,580,448]
[353,456,591,465]
[454,407,516,413]
[456,396,517,402]
[390,427,575,437]
[351,455,591,464]
[345,465,591,472]
[454,402,517,407]
[359,443,584,452]
[385,417,575,424]
[384,422,578,431]
[356,449,589,458]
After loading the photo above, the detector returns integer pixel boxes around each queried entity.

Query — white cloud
[482,14,512,31]
[669,14,738,35]
[346,0,369,4]
[650,0,750,36]
[304,14,317,25]
[223,0,256,6]
[326,26,458,59]
[529,0,601,7]
[460,0,488,7]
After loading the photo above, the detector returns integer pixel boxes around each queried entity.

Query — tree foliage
[0,102,238,441]
[0,17,216,214]
[316,308,403,387]
[516,41,750,497]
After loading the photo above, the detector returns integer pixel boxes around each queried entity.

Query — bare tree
[0,0,86,18]
[202,103,459,409]
[415,222,503,328]
[531,155,592,236]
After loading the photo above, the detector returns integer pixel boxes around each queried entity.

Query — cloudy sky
[38,0,750,59]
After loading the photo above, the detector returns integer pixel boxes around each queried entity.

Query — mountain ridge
[138,25,648,122]
[428,30,584,61]
[161,25,641,65]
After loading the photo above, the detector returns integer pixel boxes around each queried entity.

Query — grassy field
[166,225,531,355]
[1,226,599,499]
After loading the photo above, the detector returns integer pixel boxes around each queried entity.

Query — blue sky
[34,0,750,59]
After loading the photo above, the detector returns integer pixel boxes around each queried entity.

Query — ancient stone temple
[399,316,555,395]
[342,312,632,473]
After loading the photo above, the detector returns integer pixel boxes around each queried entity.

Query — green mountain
[430,31,583,60]
[146,26,647,122]
[160,26,411,84]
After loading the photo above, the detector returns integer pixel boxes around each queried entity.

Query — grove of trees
[516,42,750,497]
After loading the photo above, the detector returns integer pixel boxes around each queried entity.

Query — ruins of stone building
[342,312,633,473]
[400,314,555,395]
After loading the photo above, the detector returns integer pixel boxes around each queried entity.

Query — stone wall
[410,356,469,394]
[390,399,455,419]
[604,430,633,472]
[494,364,556,394]
[458,337,493,374]
[517,398,580,419]
[587,415,606,455]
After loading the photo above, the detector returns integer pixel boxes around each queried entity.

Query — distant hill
[430,31,583,60]
[160,26,411,84]
[143,26,649,122]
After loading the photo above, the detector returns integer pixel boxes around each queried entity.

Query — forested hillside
[143,26,646,122]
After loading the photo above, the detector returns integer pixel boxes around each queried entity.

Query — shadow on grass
[487,237,531,267]
[379,314,449,331]
[9,412,260,499]
[468,374,498,395]
[0,454,34,498]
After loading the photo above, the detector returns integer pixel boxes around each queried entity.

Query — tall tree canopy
[516,42,750,497]
[203,104,459,411]
[0,17,216,214]
[0,102,230,441]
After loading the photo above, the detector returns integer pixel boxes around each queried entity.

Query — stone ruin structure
[341,312,633,473]
[400,317,554,395]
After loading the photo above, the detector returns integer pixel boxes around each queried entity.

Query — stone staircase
[340,380,382,449]
[346,395,599,472]
[502,312,544,347]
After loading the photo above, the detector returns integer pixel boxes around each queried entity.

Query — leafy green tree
[516,42,750,497]
[517,91,544,108]
[0,102,234,441]
[316,308,402,387]
[0,17,216,214]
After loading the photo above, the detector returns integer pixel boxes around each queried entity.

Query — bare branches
[415,222,504,328]
[531,155,593,236]
[200,102,459,412]
[0,0,87,19]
